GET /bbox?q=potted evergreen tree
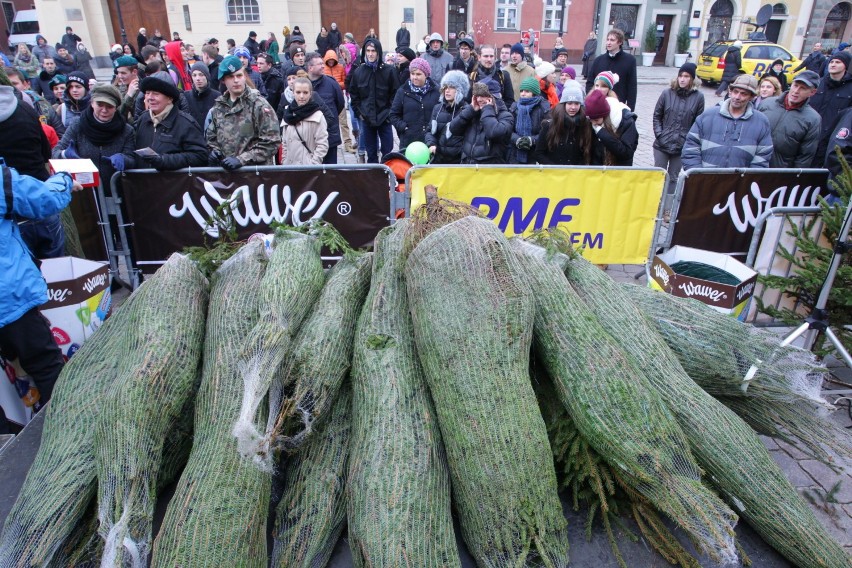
[642,22,657,66]
[674,24,690,67]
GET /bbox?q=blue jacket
[681,99,773,170]
[0,167,73,328]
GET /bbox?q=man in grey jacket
[423,33,454,85]
[759,70,822,168]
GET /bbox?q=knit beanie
[66,72,89,91]
[519,76,541,95]
[234,46,251,60]
[345,32,355,42]
[289,44,306,59]
[535,61,556,79]
[409,57,431,77]
[830,50,852,71]
[584,89,610,119]
[562,66,576,79]
[510,43,525,56]
[396,46,416,62]
[560,80,585,104]
[594,70,618,89]
[679,62,697,79]
[190,61,211,83]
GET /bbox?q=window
[227,0,259,24]
[772,3,787,15]
[496,0,518,31]
[609,4,639,39]
[543,0,563,32]
[2,2,14,35]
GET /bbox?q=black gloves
[221,156,243,171]
[516,136,533,150]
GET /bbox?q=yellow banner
[409,166,666,264]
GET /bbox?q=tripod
[778,197,852,368]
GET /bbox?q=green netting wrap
[272,253,373,452]
[347,220,459,567]
[511,240,737,563]
[405,216,568,567]
[622,283,852,469]
[0,259,177,567]
[233,230,326,471]
[271,382,351,567]
[566,256,852,568]
[151,241,270,567]
[622,282,826,404]
[94,254,209,567]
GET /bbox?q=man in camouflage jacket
[206,55,280,168]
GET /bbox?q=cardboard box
[0,257,111,427]
[648,246,758,320]
[49,158,100,188]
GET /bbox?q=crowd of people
[2,22,852,430]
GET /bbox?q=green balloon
[405,141,431,165]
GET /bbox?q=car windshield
[11,21,39,34]
[702,43,729,57]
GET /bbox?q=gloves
[143,154,165,170]
[221,156,243,171]
[107,153,125,172]
[515,136,532,150]
[63,142,80,159]
[210,149,225,166]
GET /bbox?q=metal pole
[114,0,128,45]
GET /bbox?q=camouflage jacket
[206,87,280,165]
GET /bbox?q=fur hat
[90,84,121,107]
[584,89,610,119]
[594,70,618,89]
[510,43,525,57]
[140,71,180,101]
[535,61,556,79]
[409,57,431,77]
[440,70,470,104]
[519,76,541,95]
[560,80,585,104]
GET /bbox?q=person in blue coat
[0,163,80,431]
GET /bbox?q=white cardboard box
[49,158,100,188]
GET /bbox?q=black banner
[670,170,829,256]
[120,168,392,270]
[68,188,107,261]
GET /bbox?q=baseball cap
[792,70,820,88]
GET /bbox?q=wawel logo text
[82,273,107,294]
[47,288,71,303]
[677,282,727,302]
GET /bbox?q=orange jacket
[323,49,346,90]
[540,78,559,108]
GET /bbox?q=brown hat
[471,81,491,98]
[729,74,759,95]
[289,44,306,58]
[90,84,121,107]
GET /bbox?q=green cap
[113,55,138,69]
[520,76,540,96]
[218,55,243,80]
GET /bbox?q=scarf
[515,97,538,162]
[282,97,320,125]
[79,105,126,146]
[783,93,807,111]
[151,103,174,127]
[364,59,378,69]
[408,79,432,96]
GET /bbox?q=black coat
[468,65,515,106]
[54,54,77,76]
[316,34,331,55]
[133,91,191,123]
[261,67,286,115]
[327,29,342,50]
[0,95,51,180]
[348,41,400,128]
[131,108,207,170]
[763,60,788,92]
[244,38,261,57]
[721,46,743,83]
[652,84,705,155]
[585,49,638,110]
[449,100,515,164]
[824,106,852,188]
[591,109,639,166]
[809,71,852,166]
[507,96,550,164]
[533,116,589,165]
[452,55,477,75]
[310,75,344,147]
[795,50,826,74]
[425,99,468,163]
[35,70,61,104]
[390,79,441,148]
[396,27,411,48]
[183,86,219,130]
[137,33,148,54]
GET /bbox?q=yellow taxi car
[696,40,800,85]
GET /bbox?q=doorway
[765,19,782,43]
[321,0,379,47]
[107,0,170,47]
[654,15,673,65]
[447,0,468,52]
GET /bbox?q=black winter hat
[140,71,181,101]
[830,50,852,71]
[396,46,416,62]
[679,62,697,79]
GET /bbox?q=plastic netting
[272,253,373,452]
[566,256,852,568]
[0,255,189,567]
[271,381,351,567]
[512,240,737,563]
[623,283,852,470]
[94,254,208,567]
[233,230,326,471]
[150,241,270,567]
[347,221,459,567]
[405,216,569,567]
